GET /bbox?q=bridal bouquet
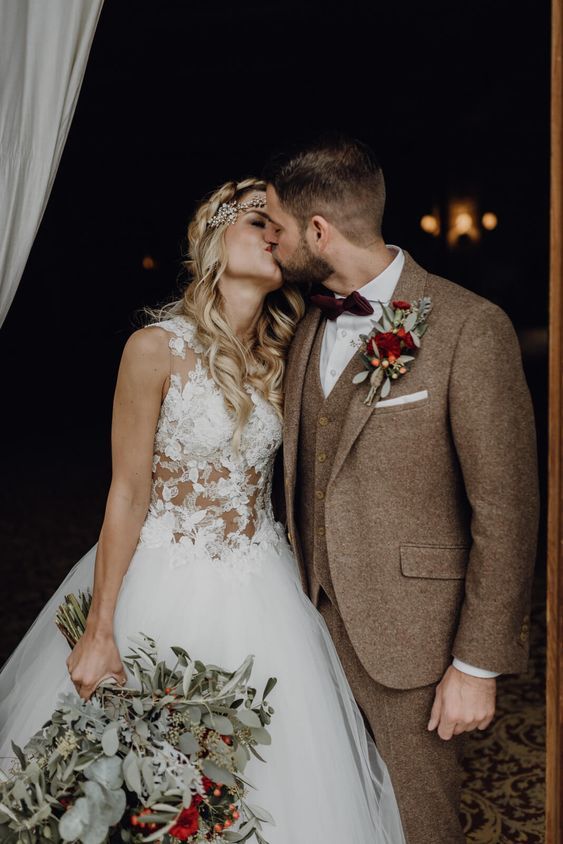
[0,590,277,844]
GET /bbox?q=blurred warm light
[419,201,497,247]
[454,212,473,234]
[447,199,480,246]
[482,212,498,230]
[142,255,156,270]
[420,214,440,235]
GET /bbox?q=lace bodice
[136,315,286,573]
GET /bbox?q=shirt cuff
[452,658,500,678]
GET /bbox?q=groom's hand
[427,665,496,740]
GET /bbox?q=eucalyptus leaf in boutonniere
[352,297,433,406]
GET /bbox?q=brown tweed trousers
[280,250,540,843]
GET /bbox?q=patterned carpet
[0,450,546,843]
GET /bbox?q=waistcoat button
[316,490,325,500]
[318,452,327,463]
[319,416,329,426]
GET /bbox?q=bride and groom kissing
[0,132,539,844]
[263,134,539,842]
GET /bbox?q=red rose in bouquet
[201,775,214,793]
[392,299,411,309]
[169,802,200,840]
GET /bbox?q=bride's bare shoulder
[118,323,171,384]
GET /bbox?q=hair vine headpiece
[207,194,267,229]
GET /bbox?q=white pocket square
[375,388,429,408]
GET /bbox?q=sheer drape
[0,0,105,327]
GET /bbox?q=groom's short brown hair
[263,133,386,247]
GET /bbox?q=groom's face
[265,185,334,287]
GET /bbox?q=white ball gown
[0,314,405,843]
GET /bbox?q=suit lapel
[283,305,323,494]
[327,250,429,490]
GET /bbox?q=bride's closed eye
[251,219,266,228]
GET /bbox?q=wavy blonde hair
[142,177,306,448]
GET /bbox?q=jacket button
[318,452,327,463]
[316,490,325,500]
[318,526,326,536]
[319,416,329,426]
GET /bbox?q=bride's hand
[65,629,128,701]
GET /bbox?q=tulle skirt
[0,533,405,843]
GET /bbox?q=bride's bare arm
[65,326,169,697]
[86,326,169,634]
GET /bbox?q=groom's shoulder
[424,266,512,328]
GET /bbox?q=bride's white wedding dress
[0,314,405,842]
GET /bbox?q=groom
[263,135,540,843]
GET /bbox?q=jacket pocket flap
[400,544,469,579]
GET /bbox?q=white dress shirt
[318,244,499,680]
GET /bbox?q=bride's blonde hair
[142,177,306,447]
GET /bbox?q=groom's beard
[274,235,334,287]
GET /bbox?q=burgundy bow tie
[309,288,374,320]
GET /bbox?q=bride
[0,177,405,842]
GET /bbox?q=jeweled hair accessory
[207,194,267,228]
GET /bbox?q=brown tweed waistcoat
[297,311,362,609]
[283,250,540,689]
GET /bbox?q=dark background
[0,0,550,661]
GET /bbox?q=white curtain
[0,0,105,328]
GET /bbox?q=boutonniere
[352,297,433,406]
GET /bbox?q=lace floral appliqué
[135,315,286,577]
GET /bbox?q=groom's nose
[265,220,279,245]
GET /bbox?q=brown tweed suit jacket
[281,250,540,689]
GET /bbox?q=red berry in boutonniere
[352,296,433,406]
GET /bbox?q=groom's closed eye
[262,214,282,234]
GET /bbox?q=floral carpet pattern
[461,582,546,843]
[0,453,547,843]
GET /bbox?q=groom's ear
[309,215,331,252]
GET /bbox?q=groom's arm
[447,300,540,671]
[428,299,539,740]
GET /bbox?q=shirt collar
[334,245,404,302]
